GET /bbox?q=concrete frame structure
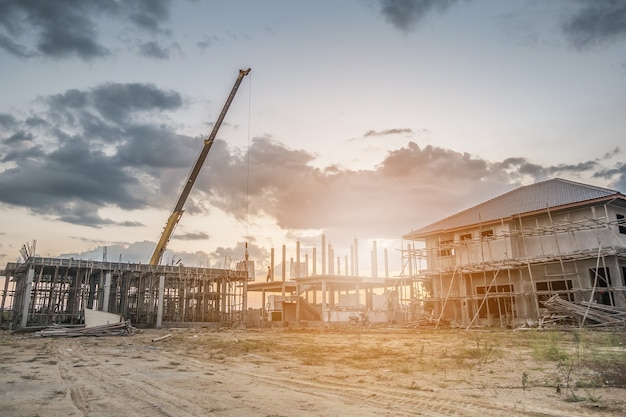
[403,179,626,328]
[247,235,415,326]
[248,275,410,326]
[1,256,248,329]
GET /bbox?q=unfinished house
[403,178,626,327]
[1,256,249,330]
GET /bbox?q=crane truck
[149,68,251,265]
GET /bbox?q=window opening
[617,214,626,234]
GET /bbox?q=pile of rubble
[542,295,626,328]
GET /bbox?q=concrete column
[20,266,35,329]
[156,275,165,329]
[102,272,112,312]
[312,247,317,275]
[305,253,309,277]
[321,234,326,275]
[328,244,334,275]
[270,247,275,281]
[296,283,300,324]
[261,289,266,325]
[296,241,301,278]
[321,279,327,325]
[350,245,354,276]
[282,244,286,326]
[372,240,378,279]
[384,248,389,278]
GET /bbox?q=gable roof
[404,178,623,239]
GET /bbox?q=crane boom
[149,68,251,265]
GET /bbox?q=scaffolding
[0,256,249,329]
[402,206,626,328]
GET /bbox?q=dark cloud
[0,33,36,58]
[138,41,170,59]
[173,231,210,241]
[0,82,191,226]
[594,163,626,192]
[2,130,33,145]
[0,113,17,130]
[364,128,414,137]
[377,0,462,32]
[127,0,171,34]
[91,83,182,123]
[0,0,174,60]
[563,0,626,49]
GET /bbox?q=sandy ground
[1,326,625,417]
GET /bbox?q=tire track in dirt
[53,339,213,417]
[227,363,598,417]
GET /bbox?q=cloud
[138,41,171,59]
[562,0,626,49]
[0,113,17,130]
[0,33,36,58]
[376,0,462,32]
[364,128,414,137]
[174,231,210,241]
[196,139,625,242]
[59,239,269,271]
[0,0,174,60]
[2,82,625,247]
[0,82,190,226]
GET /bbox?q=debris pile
[38,320,134,337]
[543,295,626,328]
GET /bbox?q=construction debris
[37,320,134,337]
[542,295,626,328]
[151,333,172,342]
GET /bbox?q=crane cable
[244,71,252,261]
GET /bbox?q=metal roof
[404,178,623,239]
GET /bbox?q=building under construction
[402,178,626,328]
[1,257,249,329]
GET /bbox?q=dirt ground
[1,325,625,417]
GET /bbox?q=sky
[1,0,625,280]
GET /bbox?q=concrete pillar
[270,247,275,281]
[384,248,389,278]
[102,272,112,312]
[350,245,354,276]
[20,266,35,328]
[321,234,326,275]
[305,253,309,277]
[372,240,378,279]
[296,241,301,278]
[296,283,300,323]
[156,275,165,329]
[328,244,334,275]
[282,244,286,326]
[312,247,317,275]
[321,279,327,325]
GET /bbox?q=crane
[149,68,251,265]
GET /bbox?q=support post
[156,275,165,329]
[102,272,112,312]
[20,266,35,329]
